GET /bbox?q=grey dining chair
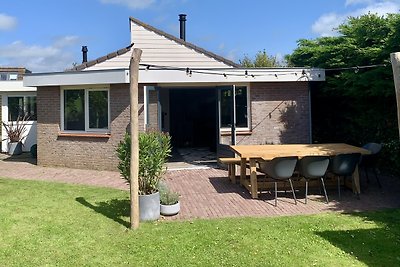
[330,153,362,199]
[259,156,298,206]
[298,156,330,204]
[360,143,382,188]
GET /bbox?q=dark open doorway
[168,88,217,151]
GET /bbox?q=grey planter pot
[160,201,180,216]
[8,142,22,155]
[139,191,160,221]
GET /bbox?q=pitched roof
[70,16,239,71]
[70,44,134,71]
[128,17,239,68]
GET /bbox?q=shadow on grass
[315,209,400,266]
[76,197,130,228]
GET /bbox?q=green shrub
[381,139,400,176]
[116,131,171,195]
[159,182,180,205]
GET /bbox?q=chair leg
[337,176,341,199]
[305,180,308,204]
[274,181,278,207]
[320,177,329,204]
[365,167,370,184]
[373,168,382,188]
[288,178,297,205]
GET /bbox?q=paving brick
[0,157,399,221]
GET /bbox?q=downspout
[231,85,236,145]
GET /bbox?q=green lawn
[0,178,399,266]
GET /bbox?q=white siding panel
[84,20,233,71]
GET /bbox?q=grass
[0,178,399,266]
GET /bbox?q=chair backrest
[330,153,361,176]
[362,143,382,155]
[260,156,298,179]
[299,156,330,179]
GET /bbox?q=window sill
[221,130,252,136]
[58,132,111,138]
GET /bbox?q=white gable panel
[85,20,233,71]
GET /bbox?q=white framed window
[0,73,18,81]
[8,96,37,121]
[219,85,250,131]
[9,73,18,80]
[61,86,110,133]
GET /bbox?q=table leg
[240,158,246,185]
[352,165,361,197]
[249,158,258,199]
[229,164,236,184]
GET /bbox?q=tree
[240,50,283,67]
[286,13,400,174]
[287,13,399,141]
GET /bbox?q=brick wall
[37,81,307,170]
[220,82,310,145]
[147,89,159,130]
[37,84,152,171]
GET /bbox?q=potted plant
[117,131,171,221]
[2,115,29,155]
[159,182,180,216]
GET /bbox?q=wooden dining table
[230,143,371,199]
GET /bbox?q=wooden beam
[390,52,400,139]
[130,48,142,230]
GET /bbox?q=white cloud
[225,49,238,63]
[312,0,400,36]
[0,36,81,72]
[0,13,17,31]
[312,13,344,37]
[99,0,155,9]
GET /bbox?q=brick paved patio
[1,153,399,220]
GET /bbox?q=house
[24,15,325,171]
[0,67,37,153]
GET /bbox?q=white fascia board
[138,68,325,83]
[23,68,325,87]
[23,69,130,87]
[0,81,36,92]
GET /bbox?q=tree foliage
[240,50,283,67]
[287,13,400,174]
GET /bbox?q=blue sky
[0,0,399,72]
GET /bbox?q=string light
[137,62,387,79]
[324,63,387,72]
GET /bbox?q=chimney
[81,46,88,63]
[179,14,186,41]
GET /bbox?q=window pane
[89,90,108,129]
[220,87,248,128]
[8,96,37,121]
[9,74,18,80]
[64,90,84,130]
[220,88,232,127]
[235,87,248,128]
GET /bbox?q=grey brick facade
[37,82,310,171]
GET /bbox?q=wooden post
[130,48,142,229]
[390,52,400,139]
